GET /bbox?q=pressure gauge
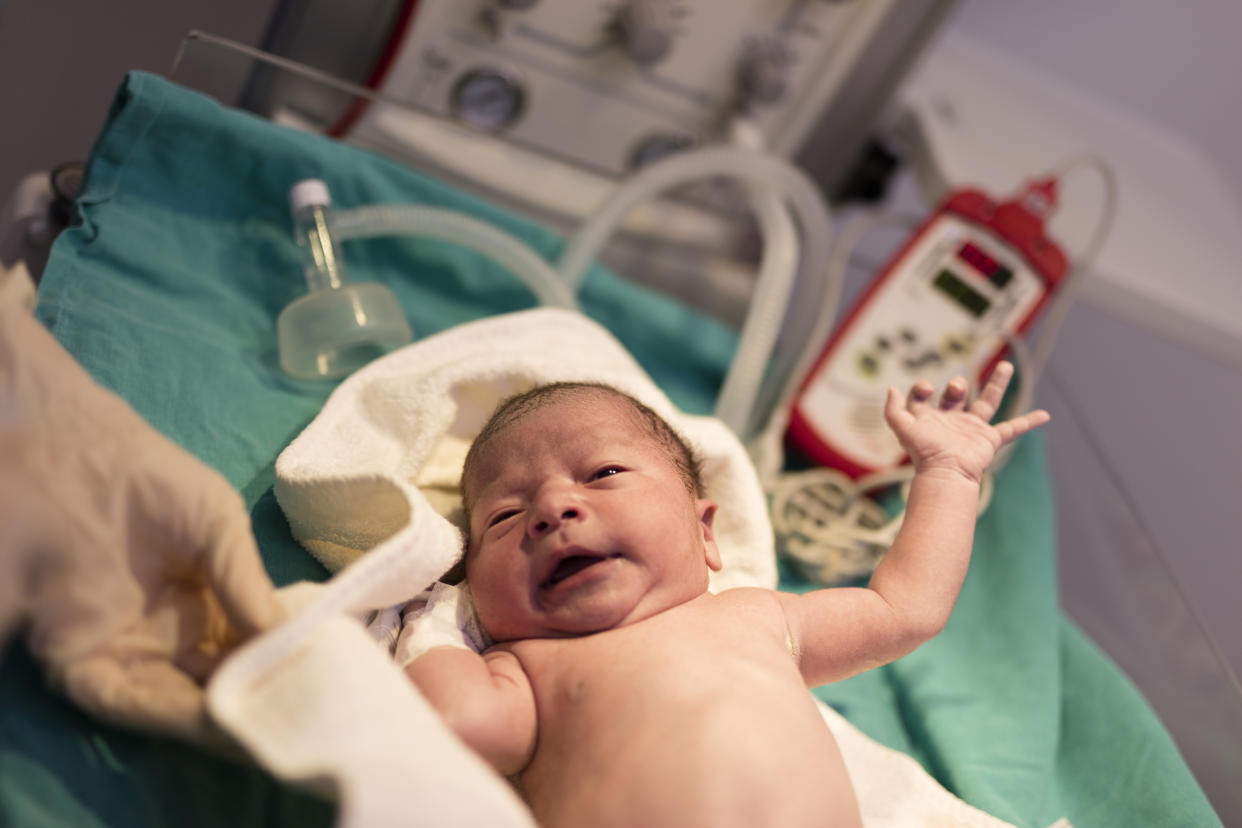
[451,68,526,130]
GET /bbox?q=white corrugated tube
[557,147,839,445]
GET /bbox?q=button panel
[797,213,1047,470]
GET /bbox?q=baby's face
[463,394,721,642]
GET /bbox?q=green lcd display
[933,269,990,317]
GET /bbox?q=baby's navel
[566,678,588,704]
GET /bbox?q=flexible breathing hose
[329,203,579,310]
[326,148,833,447]
[721,119,803,443]
[557,147,839,443]
[716,184,800,438]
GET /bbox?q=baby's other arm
[780,362,1049,686]
[404,646,537,775]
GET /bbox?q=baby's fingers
[906,379,935,413]
[969,361,1015,422]
[884,386,915,430]
[939,377,969,411]
[993,408,1051,445]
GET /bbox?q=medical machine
[787,176,1067,476]
[222,0,957,222]
[769,155,1114,589]
[166,0,957,443]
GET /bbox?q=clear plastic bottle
[277,180,413,380]
[292,179,348,292]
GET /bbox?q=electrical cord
[1028,154,1119,381]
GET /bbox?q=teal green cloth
[4,71,1218,827]
[801,436,1215,826]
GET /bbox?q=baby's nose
[530,506,580,537]
[528,485,583,537]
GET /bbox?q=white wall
[928,1,1242,818]
[938,0,1242,693]
[947,0,1242,205]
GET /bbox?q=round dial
[451,69,526,130]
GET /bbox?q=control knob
[737,37,794,106]
[614,0,684,66]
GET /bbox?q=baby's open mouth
[543,553,619,587]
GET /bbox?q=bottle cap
[290,179,332,211]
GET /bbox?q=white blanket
[206,308,1047,827]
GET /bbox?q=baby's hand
[883,361,1050,484]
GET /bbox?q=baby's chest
[523,608,796,718]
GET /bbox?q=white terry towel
[271,306,775,592]
[207,307,1061,828]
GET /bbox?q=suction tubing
[329,204,579,310]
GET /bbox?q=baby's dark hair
[462,382,705,507]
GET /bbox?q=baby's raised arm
[779,362,1049,687]
[404,646,537,775]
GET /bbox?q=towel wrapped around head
[274,307,778,619]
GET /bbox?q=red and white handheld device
[787,178,1068,478]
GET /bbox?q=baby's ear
[696,499,723,572]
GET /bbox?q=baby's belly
[520,653,860,827]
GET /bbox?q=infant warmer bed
[0,71,1221,827]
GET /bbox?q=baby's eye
[591,466,625,481]
[488,508,520,528]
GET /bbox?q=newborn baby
[405,367,1048,827]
